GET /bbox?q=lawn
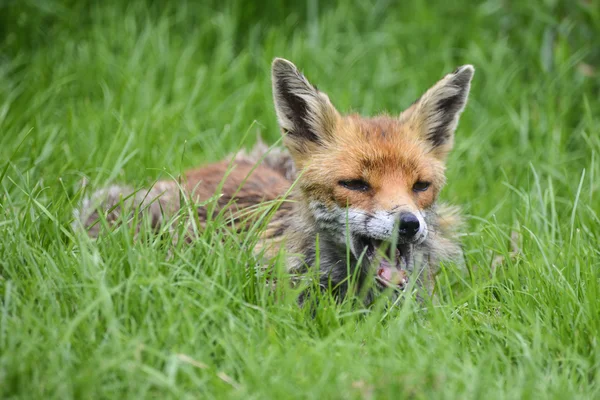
[1,1,599,398]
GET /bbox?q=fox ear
[271,58,339,150]
[403,65,474,157]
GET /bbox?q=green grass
[1,0,600,398]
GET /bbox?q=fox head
[271,58,473,289]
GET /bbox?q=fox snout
[399,212,421,239]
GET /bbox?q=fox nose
[399,213,420,238]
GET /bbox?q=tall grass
[1,0,599,398]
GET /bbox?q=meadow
[1,1,599,398]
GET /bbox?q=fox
[76,58,474,304]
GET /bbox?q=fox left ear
[402,65,474,158]
[271,58,339,154]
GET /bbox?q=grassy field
[1,0,600,398]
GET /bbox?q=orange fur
[77,58,474,304]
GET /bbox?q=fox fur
[76,58,474,304]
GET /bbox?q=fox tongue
[377,258,407,286]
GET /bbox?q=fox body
[78,59,474,303]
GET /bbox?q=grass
[1,0,600,398]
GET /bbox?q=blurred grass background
[1,0,599,398]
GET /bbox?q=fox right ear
[402,65,474,159]
[271,58,339,150]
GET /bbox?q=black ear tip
[453,64,475,79]
[454,64,474,72]
[272,58,298,75]
[450,65,474,88]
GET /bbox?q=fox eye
[413,181,431,192]
[339,179,371,192]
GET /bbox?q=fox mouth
[355,236,411,290]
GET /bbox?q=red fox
[77,58,474,304]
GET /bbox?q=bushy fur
[75,58,474,305]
